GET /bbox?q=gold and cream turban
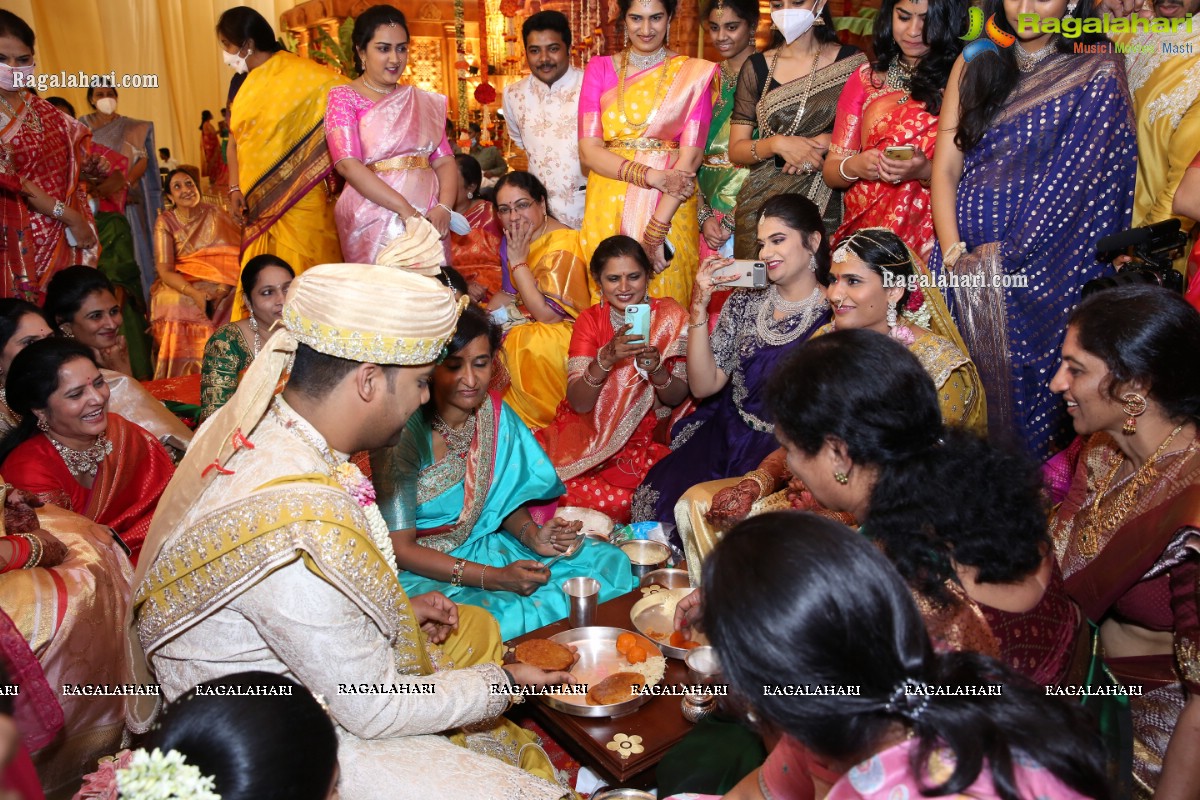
[131,264,467,630]
[282,262,464,364]
[376,216,446,277]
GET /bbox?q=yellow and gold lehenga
[578,53,718,306]
[498,228,592,430]
[229,52,347,318]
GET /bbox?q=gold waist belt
[606,138,679,152]
[703,154,734,168]
[370,155,431,172]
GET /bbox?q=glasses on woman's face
[496,199,536,216]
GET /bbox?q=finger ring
[802,161,813,174]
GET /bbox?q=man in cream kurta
[128,263,572,800]
[503,11,588,229]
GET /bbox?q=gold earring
[834,471,849,485]
[1121,392,1147,435]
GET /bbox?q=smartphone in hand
[712,260,768,289]
[624,303,651,343]
[883,145,915,161]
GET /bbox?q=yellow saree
[579,54,717,306]
[230,52,348,319]
[501,228,591,430]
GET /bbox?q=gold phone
[884,145,916,161]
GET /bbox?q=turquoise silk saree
[372,392,635,640]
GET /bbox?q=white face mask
[95,97,117,115]
[0,62,35,93]
[771,4,824,44]
[222,48,250,74]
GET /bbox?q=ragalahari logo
[962,7,1016,61]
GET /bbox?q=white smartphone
[712,260,767,289]
[883,145,916,161]
[624,303,651,343]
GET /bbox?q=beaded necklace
[756,45,823,138]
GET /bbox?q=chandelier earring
[625,27,631,48]
[808,254,818,272]
[886,301,898,328]
[1066,1,1077,12]
[1121,392,1147,435]
[36,415,50,433]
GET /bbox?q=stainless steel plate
[630,588,709,659]
[538,626,664,718]
[638,568,692,590]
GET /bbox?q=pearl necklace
[362,75,397,95]
[47,432,112,478]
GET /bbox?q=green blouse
[199,322,253,422]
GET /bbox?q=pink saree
[326,85,455,263]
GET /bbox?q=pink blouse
[325,84,454,165]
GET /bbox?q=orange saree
[449,200,503,298]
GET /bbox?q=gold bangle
[688,316,709,329]
[743,469,775,498]
[581,367,606,387]
[651,370,673,389]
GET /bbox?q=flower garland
[77,748,222,800]
[454,0,469,132]
[901,285,932,329]
[332,462,397,567]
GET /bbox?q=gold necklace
[757,45,823,139]
[1076,425,1190,557]
[0,92,40,134]
[617,49,675,130]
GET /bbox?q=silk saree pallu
[830,63,938,260]
[1,95,97,299]
[327,85,452,264]
[449,201,503,298]
[374,393,635,640]
[150,204,242,379]
[1,505,133,794]
[498,228,591,430]
[579,55,718,306]
[732,50,865,259]
[931,53,1135,459]
[198,323,254,423]
[697,66,749,260]
[232,52,348,316]
[1052,434,1200,797]
[537,297,688,523]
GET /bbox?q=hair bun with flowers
[75,747,221,800]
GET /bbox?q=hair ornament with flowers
[76,748,221,800]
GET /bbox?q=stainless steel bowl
[591,790,656,800]
[629,588,710,659]
[620,540,671,580]
[538,626,663,718]
[638,568,692,590]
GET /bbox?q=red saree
[0,414,175,563]
[200,123,228,189]
[535,297,688,523]
[0,95,99,301]
[1050,432,1200,795]
[449,200,503,298]
[830,64,938,260]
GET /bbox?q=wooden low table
[508,589,696,789]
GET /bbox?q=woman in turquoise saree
[372,305,636,640]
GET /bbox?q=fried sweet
[513,639,574,671]
[587,672,646,705]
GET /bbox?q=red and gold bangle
[0,535,30,573]
[645,217,671,241]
